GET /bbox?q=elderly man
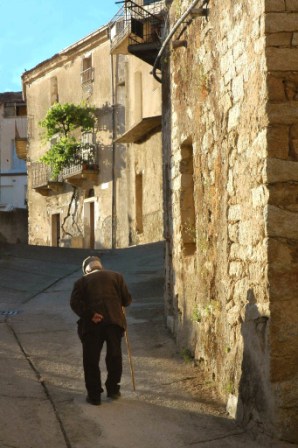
[70,256,132,405]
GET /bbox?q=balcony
[81,67,94,85]
[62,143,99,188]
[115,115,161,143]
[110,0,164,67]
[31,163,63,196]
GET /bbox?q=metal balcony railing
[31,163,62,189]
[32,142,98,188]
[81,67,94,85]
[110,0,164,52]
[62,143,99,179]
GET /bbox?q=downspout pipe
[152,0,204,83]
[110,36,117,249]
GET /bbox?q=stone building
[161,0,298,443]
[0,92,28,243]
[110,0,164,246]
[22,21,163,248]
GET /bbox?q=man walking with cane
[70,256,132,405]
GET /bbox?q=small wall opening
[50,76,59,105]
[136,173,143,234]
[134,71,143,123]
[180,139,196,256]
[84,200,96,249]
[51,213,61,247]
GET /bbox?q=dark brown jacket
[70,269,132,332]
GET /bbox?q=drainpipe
[110,41,117,249]
[152,0,206,83]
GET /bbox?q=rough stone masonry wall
[167,0,280,438]
[264,0,298,442]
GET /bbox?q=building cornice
[22,25,109,89]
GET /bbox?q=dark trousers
[82,324,123,400]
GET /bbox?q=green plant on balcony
[39,102,96,178]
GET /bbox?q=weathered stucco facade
[116,55,163,246]
[22,24,163,249]
[0,92,28,243]
[163,0,298,442]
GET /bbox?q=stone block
[269,183,298,207]
[232,75,244,102]
[266,32,292,46]
[286,0,298,10]
[252,185,269,208]
[254,36,266,55]
[265,13,298,33]
[270,299,298,381]
[293,32,298,45]
[227,169,234,195]
[228,104,240,131]
[230,242,254,261]
[228,204,242,221]
[265,0,286,11]
[271,299,298,329]
[268,237,297,272]
[290,138,298,157]
[271,351,298,382]
[267,125,289,159]
[229,261,243,277]
[267,102,298,124]
[265,158,298,182]
[228,223,239,242]
[249,262,266,282]
[219,92,232,114]
[232,41,244,61]
[276,406,298,444]
[238,220,261,246]
[227,303,242,326]
[267,76,287,102]
[290,122,298,137]
[266,48,298,70]
[265,204,298,239]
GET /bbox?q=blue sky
[0,0,119,92]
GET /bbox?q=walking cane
[123,307,136,391]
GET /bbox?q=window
[50,76,59,104]
[51,214,61,247]
[16,104,27,116]
[4,102,26,118]
[81,55,94,85]
[4,103,16,118]
[180,140,196,256]
[134,71,143,123]
[135,173,143,234]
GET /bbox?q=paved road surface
[0,242,294,448]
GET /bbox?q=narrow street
[0,242,293,448]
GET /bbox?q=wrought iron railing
[81,67,94,85]
[109,0,164,51]
[31,162,62,189]
[32,143,98,187]
[62,143,99,178]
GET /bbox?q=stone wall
[164,0,297,442]
[265,0,298,441]
[0,209,28,244]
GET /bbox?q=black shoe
[86,395,101,406]
[107,391,121,400]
